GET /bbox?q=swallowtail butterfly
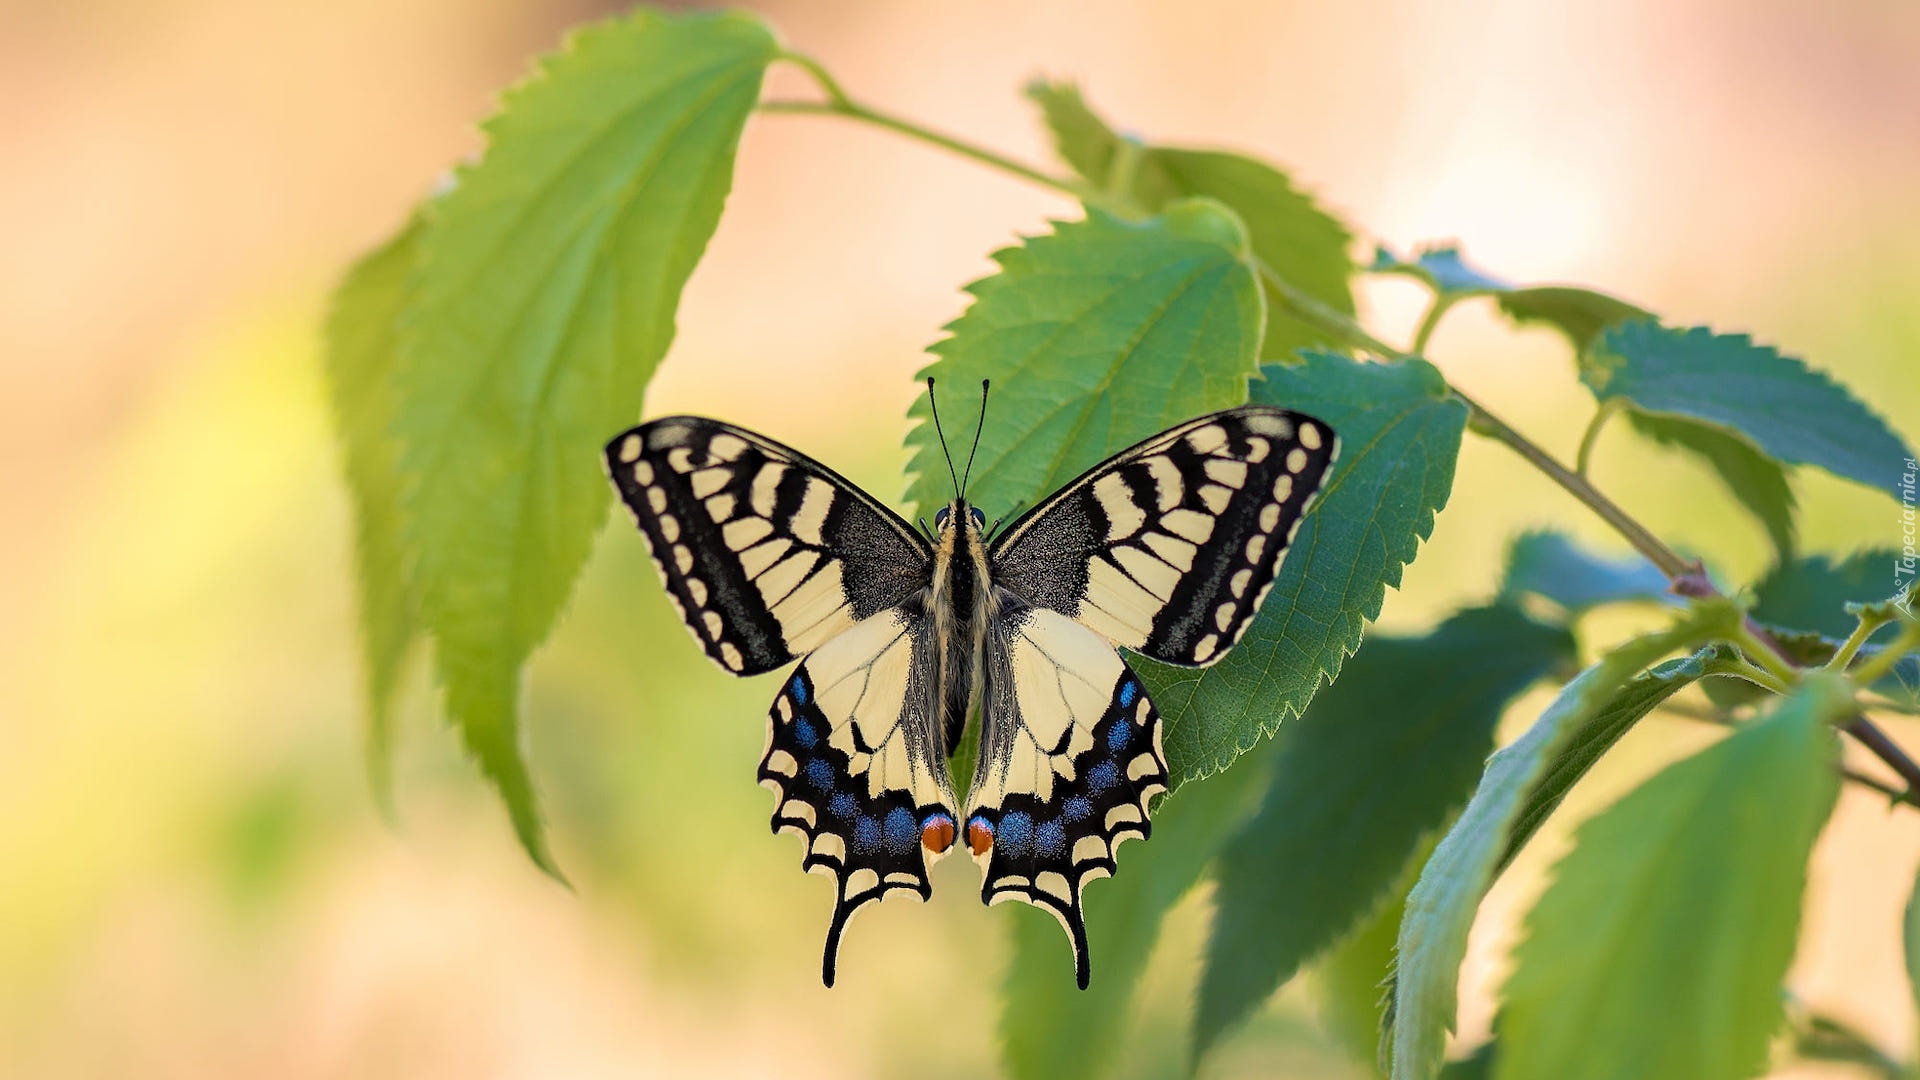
[604,383,1337,987]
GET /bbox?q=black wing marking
[605,418,933,675]
[966,604,1169,988]
[758,602,959,986]
[989,406,1337,667]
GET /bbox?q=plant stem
[1842,717,1920,802]
[1408,294,1456,355]
[1575,399,1623,477]
[1852,623,1920,686]
[761,62,1920,805]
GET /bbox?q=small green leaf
[998,740,1274,1080]
[1370,244,1511,296]
[1193,607,1574,1063]
[905,202,1263,518]
[394,8,778,874]
[1584,322,1913,497]
[1495,677,1846,1080]
[1628,411,1797,561]
[1753,548,1905,639]
[1499,530,1671,616]
[1387,602,1739,1080]
[1494,286,1650,353]
[1025,80,1356,362]
[323,219,422,815]
[1143,352,1470,785]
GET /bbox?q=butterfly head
[932,501,989,535]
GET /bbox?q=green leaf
[1193,607,1574,1063]
[1386,602,1740,1080]
[1370,244,1511,296]
[998,740,1274,1080]
[1628,411,1797,561]
[1499,530,1671,616]
[1495,677,1846,1080]
[1437,1043,1498,1080]
[1494,286,1650,353]
[323,219,422,815]
[1905,861,1920,1034]
[1143,352,1470,785]
[1496,647,1726,872]
[1025,80,1356,362]
[1753,548,1906,639]
[1584,322,1914,496]
[393,8,778,874]
[905,202,1263,518]
[1315,833,1441,1075]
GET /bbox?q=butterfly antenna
[926,377,961,496]
[960,379,990,495]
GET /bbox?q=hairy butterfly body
[604,398,1337,987]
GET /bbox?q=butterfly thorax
[928,498,995,761]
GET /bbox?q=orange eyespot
[921,816,955,854]
[966,818,995,856]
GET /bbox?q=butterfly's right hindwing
[605,418,933,675]
[760,603,958,986]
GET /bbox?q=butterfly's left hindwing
[760,604,958,986]
[967,606,1169,988]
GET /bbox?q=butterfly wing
[605,418,933,675]
[988,406,1337,667]
[760,603,958,986]
[966,605,1168,988]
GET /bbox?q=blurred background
[4,0,1918,1075]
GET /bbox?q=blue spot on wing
[1106,719,1132,753]
[1087,761,1120,794]
[805,758,836,791]
[1118,679,1138,708]
[828,792,857,821]
[999,811,1034,858]
[1062,796,1093,823]
[854,815,882,852]
[792,714,819,750]
[884,807,918,853]
[790,674,809,705]
[1036,819,1067,859]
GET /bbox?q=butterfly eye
[933,507,950,529]
[970,507,987,529]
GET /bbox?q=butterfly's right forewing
[605,418,933,675]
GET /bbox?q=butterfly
[603,381,1337,988]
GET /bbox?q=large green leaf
[1495,286,1650,353]
[323,219,421,814]
[1498,530,1670,616]
[393,9,777,873]
[1906,861,1920,1036]
[1585,322,1912,496]
[1025,80,1355,362]
[998,740,1274,1080]
[1628,411,1797,561]
[905,202,1263,518]
[1495,677,1845,1080]
[1142,352,1469,784]
[1386,603,1739,1080]
[1193,607,1574,1063]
